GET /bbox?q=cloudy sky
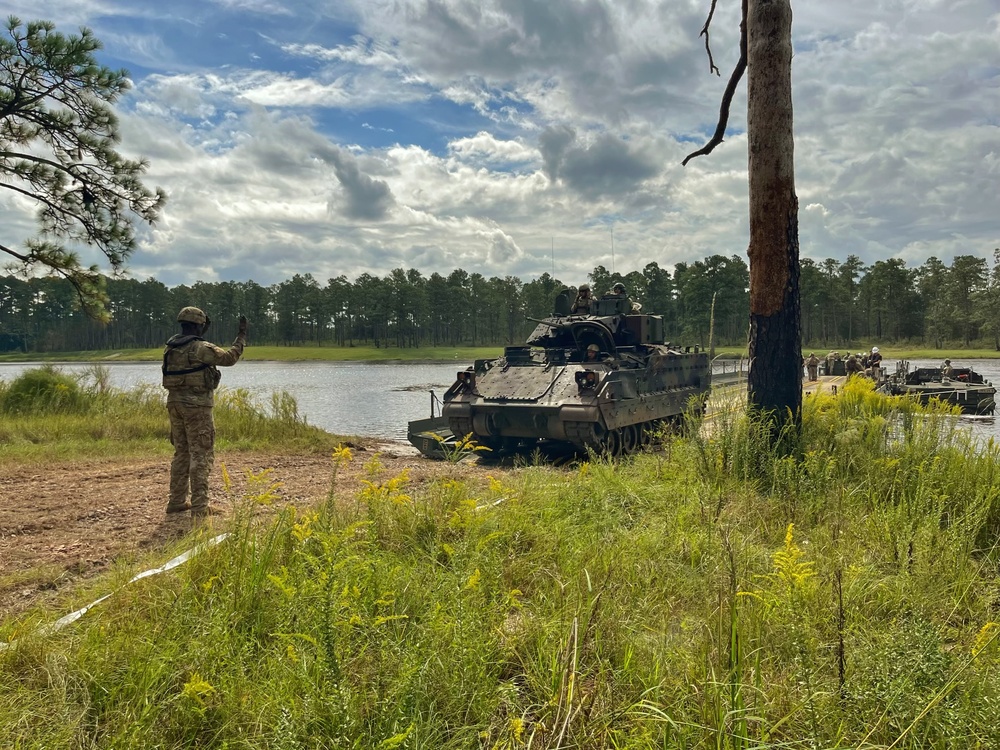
[3,0,998,288]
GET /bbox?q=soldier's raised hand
[238,315,249,337]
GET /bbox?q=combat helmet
[612,282,626,294]
[177,306,208,324]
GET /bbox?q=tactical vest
[162,336,222,391]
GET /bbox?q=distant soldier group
[571,282,640,315]
[805,346,884,381]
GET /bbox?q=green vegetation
[0,365,342,465]
[7,252,1000,358]
[3,379,999,747]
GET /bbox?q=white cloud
[210,0,292,15]
[448,132,537,164]
[0,0,996,290]
[282,38,401,70]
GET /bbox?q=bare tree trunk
[708,291,717,361]
[746,0,801,428]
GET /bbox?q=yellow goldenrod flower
[973,622,999,657]
[465,568,482,590]
[510,716,525,741]
[181,673,215,705]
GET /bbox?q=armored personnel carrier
[419,287,710,457]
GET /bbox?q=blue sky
[3,0,998,288]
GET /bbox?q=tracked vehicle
[417,287,710,457]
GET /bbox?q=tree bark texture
[746,0,802,424]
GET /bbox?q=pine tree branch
[0,241,31,263]
[682,0,748,166]
[0,180,95,229]
[0,17,161,320]
[699,0,722,76]
[0,149,89,176]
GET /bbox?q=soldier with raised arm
[162,307,248,518]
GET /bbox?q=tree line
[1,252,997,353]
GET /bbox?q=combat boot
[166,501,191,514]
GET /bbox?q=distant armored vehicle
[412,287,710,457]
[877,361,996,415]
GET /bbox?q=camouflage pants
[168,403,215,509]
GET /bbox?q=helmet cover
[177,306,208,324]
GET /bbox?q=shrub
[0,365,86,414]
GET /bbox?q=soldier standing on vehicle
[162,307,248,518]
[869,346,883,379]
[805,352,820,381]
[942,359,954,378]
[570,284,593,314]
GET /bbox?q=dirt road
[0,440,490,621]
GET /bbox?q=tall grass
[0,365,342,463]
[2,380,999,747]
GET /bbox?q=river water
[1,358,997,442]
[0,361,459,441]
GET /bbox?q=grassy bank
[3,344,999,364]
[2,379,999,748]
[0,365,344,465]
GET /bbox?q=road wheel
[602,428,622,457]
[636,422,653,448]
[621,424,638,454]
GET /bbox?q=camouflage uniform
[869,348,883,378]
[845,355,863,378]
[805,353,820,381]
[163,333,245,513]
[571,287,592,314]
